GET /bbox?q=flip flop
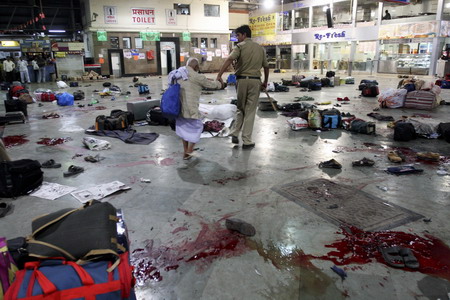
[41,159,62,168]
[63,165,84,177]
[352,157,375,167]
[379,246,405,268]
[386,166,423,175]
[399,248,419,269]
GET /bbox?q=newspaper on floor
[31,182,78,201]
[71,181,130,203]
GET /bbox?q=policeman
[217,25,269,149]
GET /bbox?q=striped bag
[404,90,438,110]
[0,237,18,298]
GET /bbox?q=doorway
[156,37,181,75]
[108,50,124,78]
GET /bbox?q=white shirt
[18,60,29,72]
[3,60,15,72]
[32,60,39,70]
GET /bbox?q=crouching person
[175,58,224,160]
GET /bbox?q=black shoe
[242,143,255,149]
[231,136,239,144]
[0,202,11,218]
[319,159,342,169]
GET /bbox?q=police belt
[236,76,260,80]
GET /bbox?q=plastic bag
[199,104,237,120]
[266,82,275,92]
[287,117,308,131]
[378,88,407,108]
[56,81,69,89]
[308,109,322,129]
[56,92,74,106]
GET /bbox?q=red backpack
[41,92,56,102]
[9,86,27,98]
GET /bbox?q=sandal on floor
[386,166,423,175]
[0,202,12,218]
[379,246,405,268]
[225,218,256,236]
[84,155,98,163]
[63,165,84,177]
[352,157,375,167]
[399,248,419,269]
[183,153,194,160]
[41,159,62,168]
[319,159,342,169]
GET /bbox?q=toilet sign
[131,8,155,25]
[166,9,177,25]
[104,6,117,24]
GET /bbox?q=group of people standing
[1,55,47,84]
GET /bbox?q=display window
[379,42,432,75]
[312,5,329,28]
[383,0,438,20]
[356,0,378,24]
[333,0,352,25]
[294,7,309,29]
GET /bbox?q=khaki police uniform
[229,38,268,145]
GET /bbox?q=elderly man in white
[18,57,31,84]
[170,58,223,160]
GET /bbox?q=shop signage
[104,6,118,24]
[1,41,19,47]
[97,31,107,42]
[131,8,155,25]
[182,32,191,41]
[249,13,276,37]
[314,31,346,41]
[21,40,51,52]
[379,21,437,40]
[166,9,177,26]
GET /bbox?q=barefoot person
[174,58,223,159]
[216,25,269,149]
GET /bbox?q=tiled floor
[1,70,450,300]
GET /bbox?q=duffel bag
[321,109,342,129]
[362,85,379,97]
[5,252,135,300]
[349,119,375,134]
[394,122,417,141]
[441,80,450,89]
[0,160,43,198]
[308,80,322,91]
[27,201,123,261]
[56,92,74,106]
[95,115,128,131]
[404,90,438,110]
[146,107,170,126]
[360,79,378,85]
[41,93,56,102]
[73,90,85,101]
[437,122,450,143]
[110,109,134,125]
[326,71,335,78]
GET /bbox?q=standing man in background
[18,57,30,84]
[216,25,269,149]
[37,56,46,83]
[3,57,15,83]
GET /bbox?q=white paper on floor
[31,182,77,201]
[71,181,131,203]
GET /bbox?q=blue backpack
[138,84,149,94]
[161,81,181,119]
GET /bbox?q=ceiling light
[264,0,274,9]
[49,30,65,33]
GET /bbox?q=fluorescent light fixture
[49,30,66,33]
[264,0,274,9]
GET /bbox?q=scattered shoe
[388,151,403,163]
[84,155,101,163]
[183,152,194,160]
[225,218,256,236]
[0,202,11,218]
[399,248,419,269]
[242,143,255,149]
[319,159,342,169]
[38,103,43,107]
[42,112,60,119]
[386,165,423,175]
[380,246,405,268]
[352,157,375,167]
[231,136,239,144]
[63,165,84,177]
[416,152,440,162]
[41,159,62,168]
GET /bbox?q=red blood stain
[177,209,194,216]
[37,137,71,146]
[159,158,176,166]
[315,226,450,281]
[131,221,249,284]
[95,106,107,110]
[171,227,188,234]
[3,135,29,148]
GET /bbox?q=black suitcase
[4,99,28,117]
[0,159,43,198]
[394,122,416,141]
[146,107,170,126]
[362,85,379,97]
[110,109,134,125]
[437,122,450,143]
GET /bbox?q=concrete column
[429,0,445,76]
[352,0,357,27]
[348,41,356,76]
[308,6,312,28]
[374,2,384,74]
[308,43,314,71]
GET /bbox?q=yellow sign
[1,41,20,47]
[55,52,66,58]
[249,13,277,37]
